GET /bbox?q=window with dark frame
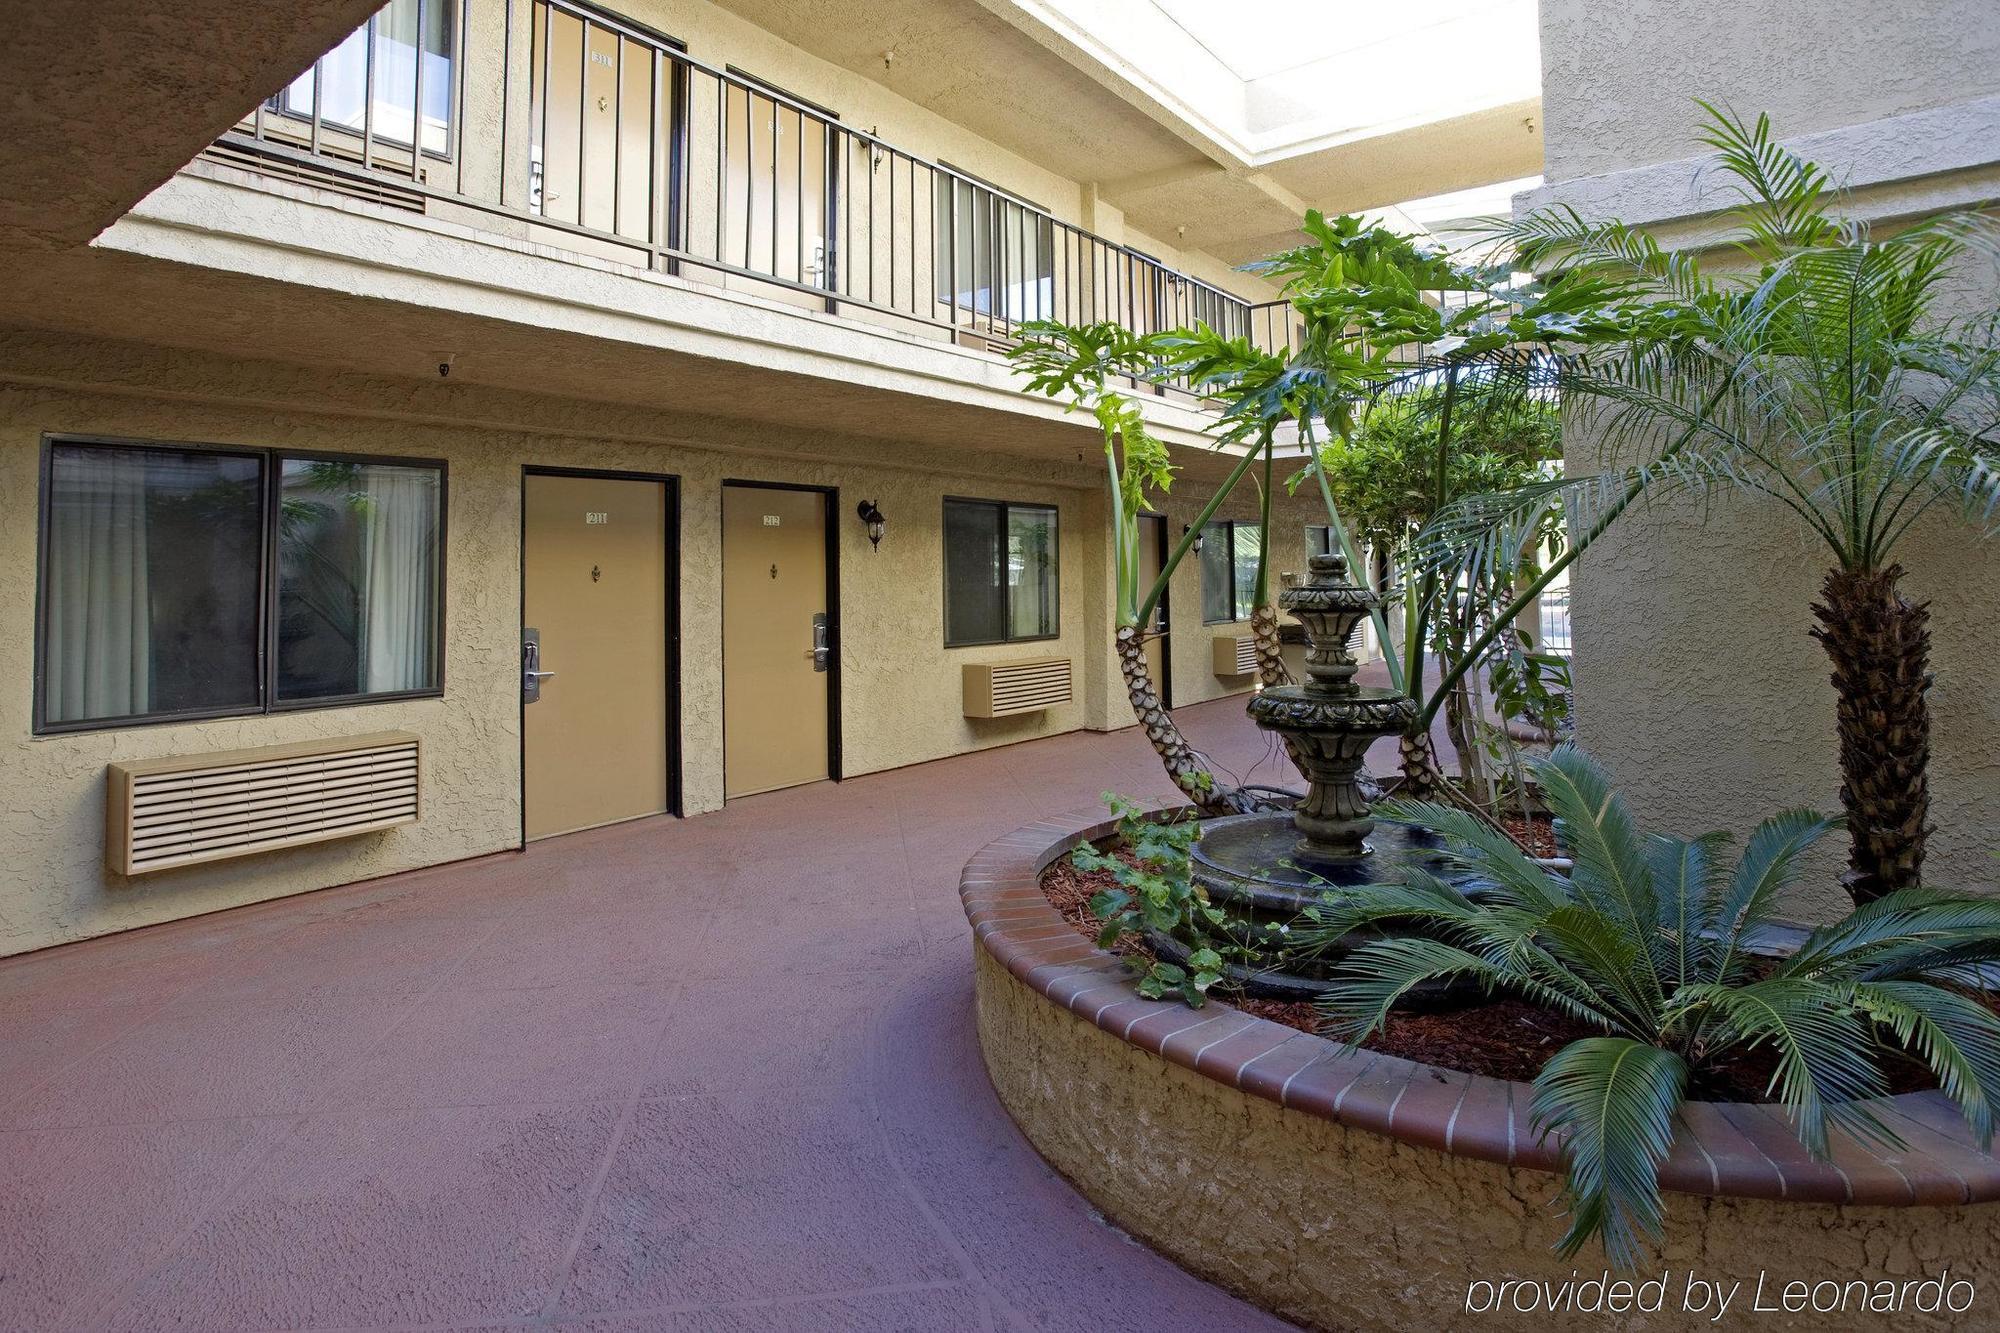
[1306,525,1390,594]
[275,0,457,157]
[1200,519,1261,624]
[943,498,1058,648]
[37,439,445,734]
[932,168,1056,324]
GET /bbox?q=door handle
[523,630,555,704]
[811,612,830,673]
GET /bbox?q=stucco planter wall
[964,810,2000,1331]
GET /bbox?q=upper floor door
[530,0,666,244]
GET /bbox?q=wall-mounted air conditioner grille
[201,142,428,213]
[106,732,420,875]
[1213,634,1258,677]
[963,656,1073,718]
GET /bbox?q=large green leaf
[1373,798,1572,914]
[1316,935,1616,1044]
[1704,810,1841,983]
[1531,748,1666,1005]
[1645,830,1733,989]
[1780,888,2000,980]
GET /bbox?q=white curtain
[46,453,151,722]
[357,467,437,693]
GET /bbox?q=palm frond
[1372,798,1572,912]
[1693,100,1842,256]
[1291,868,1486,948]
[1533,748,1666,1002]
[1704,810,1842,982]
[1850,980,2000,1148]
[1646,831,1734,988]
[1780,888,2000,980]
[1529,1038,1688,1266]
[1669,979,1896,1156]
[1317,935,1618,1042]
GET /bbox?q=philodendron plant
[1304,746,2000,1267]
[1074,795,1230,1007]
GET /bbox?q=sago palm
[1449,103,2000,902]
[1305,746,2000,1267]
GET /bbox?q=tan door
[522,473,672,840]
[724,85,828,285]
[722,485,829,798]
[532,2,658,243]
[1138,514,1171,709]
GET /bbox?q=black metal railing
[217,0,1284,379]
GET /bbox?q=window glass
[1232,523,1261,619]
[934,178,1055,323]
[281,0,455,154]
[276,459,443,702]
[1200,520,1267,622]
[1006,507,1058,639]
[1200,522,1234,623]
[1306,524,1335,556]
[945,499,1058,646]
[943,499,1004,646]
[42,445,263,726]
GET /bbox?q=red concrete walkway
[0,697,1300,1332]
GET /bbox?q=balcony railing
[215,0,1279,382]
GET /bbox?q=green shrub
[1073,795,1228,1006]
[1305,746,2000,1266]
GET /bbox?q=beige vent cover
[1213,633,1257,677]
[106,732,420,876]
[963,656,1073,718]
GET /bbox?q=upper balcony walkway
[210,0,1300,384]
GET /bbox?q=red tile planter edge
[962,805,2000,1209]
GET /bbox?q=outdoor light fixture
[1186,522,1202,555]
[857,499,886,550]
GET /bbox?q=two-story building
[0,0,1541,953]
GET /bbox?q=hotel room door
[521,470,677,840]
[721,482,834,798]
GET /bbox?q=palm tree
[1211,213,1611,801]
[1008,320,1268,813]
[1444,104,2000,902]
[1307,746,2000,1266]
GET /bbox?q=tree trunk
[1811,566,1931,904]
[1250,604,1289,689]
[1442,676,1489,809]
[1398,730,1444,798]
[1116,625,1257,815]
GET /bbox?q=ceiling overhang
[0,0,385,253]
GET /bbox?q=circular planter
[964,806,2000,1332]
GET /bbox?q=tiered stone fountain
[1165,552,1458,1001]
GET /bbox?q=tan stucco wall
[976,946,2000,1332]
[1,334,1298,953]
[1536,0,2000,185]
[1535,8,2000,918]
[1569,484,2000,922]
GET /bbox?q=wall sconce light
[1185,522,1202,555]
[857,499,886,550]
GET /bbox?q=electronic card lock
[522,628,556,704]
[810,613,830,673]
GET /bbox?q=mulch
[1034,838,1950,1103]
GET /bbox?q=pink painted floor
[0,696,1308,1332]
